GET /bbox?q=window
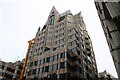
[41,59,45,64]
[76,35,79,41]
[59,74,65,79]
[36,49,37,52]
[57,40,60,44]
[59,73,70,79]
[59,33,64,37]
[37,39,39,41]
[64,61,68,68]
[66,52,70,60]
[38,68,40,74]
[54,55,58,61]
[107,27,112,39]
[60,52,65,58]
[44,47,50,51]
[37,43,39,46]
[43,59,45,63]
[49,65,53,71]
[60,62,65,68]
[66,62,71,70]
[39,60,41,65]
[79,67,82,73]
[2,65,5,69]
[71,47,77,52]
[68,42,72,46]
[53,47,56,51]
[41,47,43,50]
[68,34,75,39]
[34,61,38,66]
[17,71,20,74]
[76,43,80,47]
[19,66,22,70]
[42,25,47,30]
[45,66,49,72]
[42,67,44,73]
[60,38,65,43]
[77,50,80,55]
[68,28,74,33]
[71,56,77,62]
[78,58,81,64]
[58,16,65,22]
[95,3,102,13]
[84,58,88,63]
[4,73,13,79]
[46,57,50,62]
[69,35,72,39]
[7,67,15,73]
[32,69,36,75]
[72,65,78,72]
[57,54,60,60]
[54,41,57,44]
[49,15,54,25]
[50,56,54,62]
[102,3,112,19]
[86,43,89,45]
[0,72,2,76]
[55,35,58,38]
[30,62,33,67]
[86,48,90,51]
[39,68,42,74]
[62,33,64,36]
[85,37,88,40]
[53,64,58,71]
[42,41,44,44]
[48,37,52,40]
[38,48,40,51]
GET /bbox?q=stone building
[95,1,120,79]
[24,6,98,80]
[0,60,23,80]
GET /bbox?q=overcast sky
[0,0,118,77]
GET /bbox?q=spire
[48,6,59,17]
[51,6,57,12]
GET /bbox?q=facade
[24,7,98,80]
[95,2,120,79]
[0,60,23,80]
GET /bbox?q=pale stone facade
[24,6,98,80]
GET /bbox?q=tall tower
[95,1,120,79]
[24,6,98,79]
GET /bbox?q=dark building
[24,6,98,80]
[98,70,118,80]
[95,1,120,79]
[0,60,23,80]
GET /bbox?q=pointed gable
[42,6,60,30]
[48,6,59,17]
[46,6,60,25]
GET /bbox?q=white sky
[0,0,118,78]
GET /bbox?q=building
[24,6,98,80]
[94,1,120,79]
[0,60,23,80]
[98,70,118,80]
